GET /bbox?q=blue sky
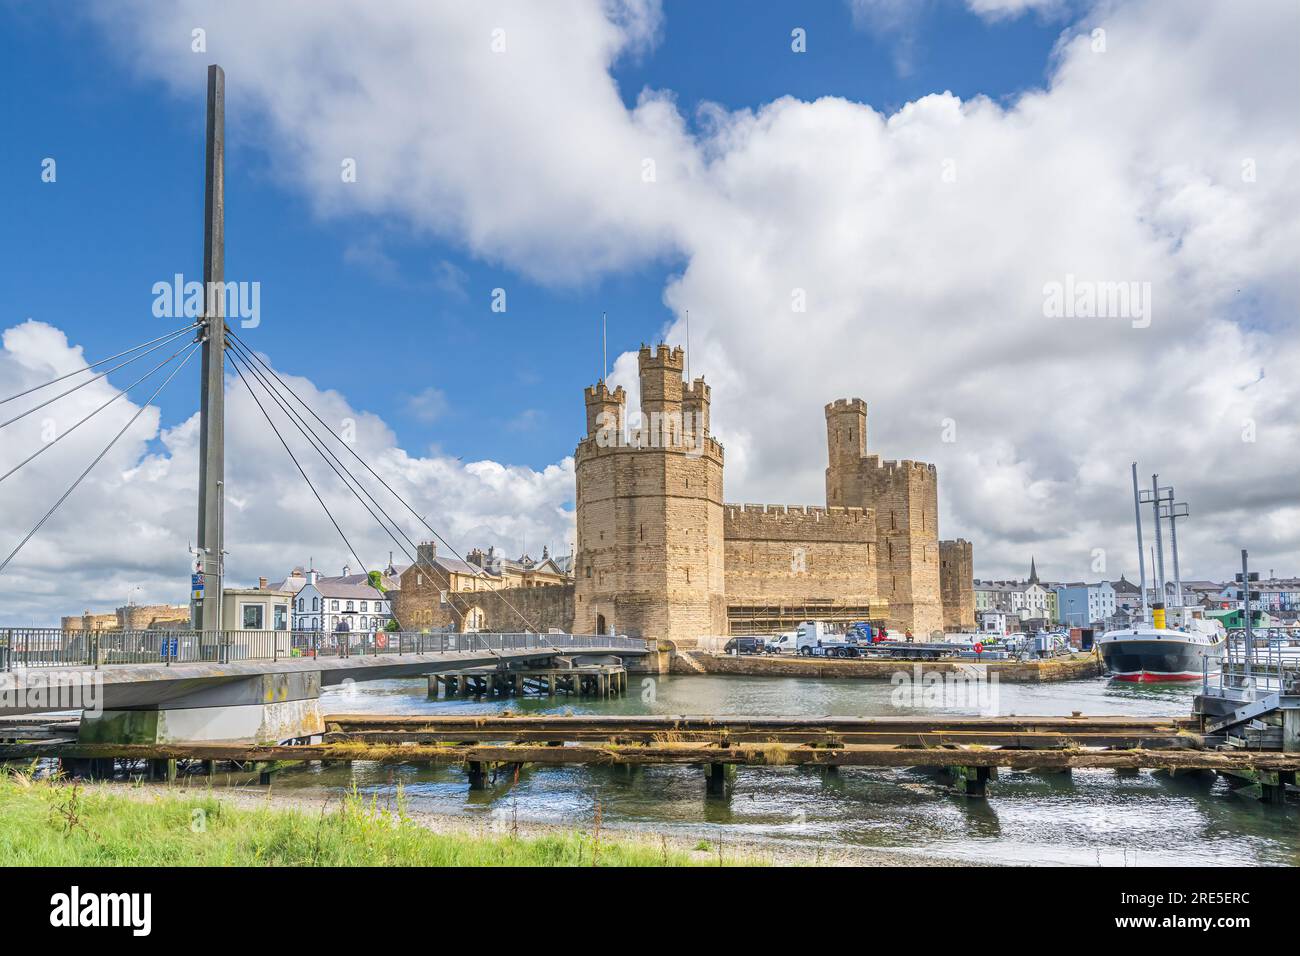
[1,0,1296,620]
[1,1,1065,469]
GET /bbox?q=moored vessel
[1098,614,1225,682]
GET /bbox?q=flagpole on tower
[686,308,691,382]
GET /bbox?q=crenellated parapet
[584,380,626,438]
[725,502,875,543]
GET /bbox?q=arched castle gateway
[396,342,975,641]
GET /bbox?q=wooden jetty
[5,712,1298,800]
[429,660,627,699]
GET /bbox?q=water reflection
[256,674,1300,865]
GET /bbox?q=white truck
[795,621,863,658]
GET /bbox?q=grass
[0,771,741,867]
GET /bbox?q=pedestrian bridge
[0,630,651,733]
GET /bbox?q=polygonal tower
[825,397,944,637]
[573,344,726,643]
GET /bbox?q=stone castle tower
[824,398,945,636]
[573,345,728,643]
[940,538,976,631]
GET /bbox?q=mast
[1166,499,1188,610]
[1150,474,1166,626]
[1131,463,1147,625]
[194,64,226,633]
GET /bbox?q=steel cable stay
[225,349,380,611]
[0,338,200,487]
[0,319,200,408]
[0,341,201,577]
[225,337,433,565]
[225,342,507,649]
[226,333,550,642]
[0,322,201,431]
[225,328,550,638]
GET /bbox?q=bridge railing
[0,628,647,670]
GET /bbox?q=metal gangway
[1199,627,1300,736]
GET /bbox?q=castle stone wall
[392,578,574,634]
[723,504,878,609]
[940,538,977,631]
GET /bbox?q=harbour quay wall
[672,651,1103,683]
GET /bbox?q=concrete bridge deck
[0,633,649,716]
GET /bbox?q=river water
[258,673,1299,866]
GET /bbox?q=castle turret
[638,344,685,420]
[825,398,867,507]
[682,376,711,440]
[584,380,625,441]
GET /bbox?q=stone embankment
[669,650,1103,683]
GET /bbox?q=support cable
[226,340,494,644]
[226,329,549,636]
[0,323,200,431]
[0,342,201,577]
[0,339,199,487]
[225,346,378,606]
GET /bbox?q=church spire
[1028,556,1039,585]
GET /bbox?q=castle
[395,343,974,640]
[395,343,977,642]
[573,343,975,640]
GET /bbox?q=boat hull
[1100,638,1223,683]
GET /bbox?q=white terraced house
[288,568,401,635]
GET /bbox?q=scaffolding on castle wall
[726,602,891,636]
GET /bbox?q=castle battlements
[724,502,875,544]
[726,503,868,520]
[638,342,686,370]
[584,381,626,404]
[870,457,938,477]
[824,397,867,414]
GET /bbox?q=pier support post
[1283,709,1300,753]
[952,765,991,797]
[1259,770,1294,804]
[467,761,488,791]
[705,762,726,796]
